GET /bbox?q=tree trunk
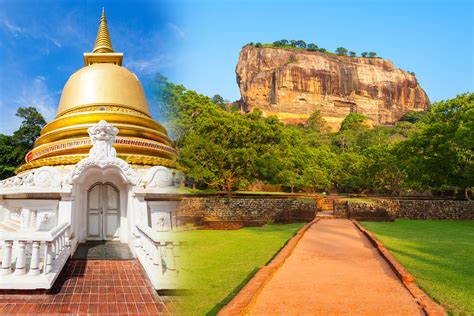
[464,187,471,200]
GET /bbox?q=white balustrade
[134,223,186,290]
[0,222,71,289]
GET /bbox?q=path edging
[352,220,446,316]
[218,218,320,316]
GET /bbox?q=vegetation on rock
[245,39,379,58]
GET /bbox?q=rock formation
[236,46,430,130]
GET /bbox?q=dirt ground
[249,219,423,315]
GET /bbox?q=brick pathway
[249,219,424,315]
[0,260,174,315]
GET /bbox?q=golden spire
[92,8,114,53]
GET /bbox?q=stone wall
[176,196,317,228]
[334,199,474,220]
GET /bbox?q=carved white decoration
[69,157,140,185]
[0,172,34,188]
[37,210,55,231]
[143,166,174,188]
[68,121,139,185]
[88,120,119,159]
[0,166,63,190]
[33,166,61,187]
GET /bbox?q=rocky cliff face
[236,46,430,130]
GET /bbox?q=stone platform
[0,260,174,315]
[71,242,134,260]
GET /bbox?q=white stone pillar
[0,240,13,275]
[44,242,53,274]
[14,241,27,275]
[28,241,41,275]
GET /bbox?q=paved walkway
[249,219,423,315]
[0,260,173,315]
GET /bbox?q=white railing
[134,223,187,290]
[0,222,71,289]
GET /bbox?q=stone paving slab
[71,241,134,260]
[248,219,424,315]
[0,260,173,315]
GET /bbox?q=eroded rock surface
[236,46,430,130]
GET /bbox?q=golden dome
[57,63,151,117]
[16,9,178,173]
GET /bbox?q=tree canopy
[152,77,474,198]
[0,107,46,179]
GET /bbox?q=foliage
[339,113,369,131]
[153,75,472,197]
[361,220,474,314]
[335,47,348,56]
[399,110,429,124]
[0,107,46,179]
[306,43,318,51]
[180,223,305,315]
[396,93,473,198]
[255,40,381,58]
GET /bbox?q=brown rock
[236,46,430,130]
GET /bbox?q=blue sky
[0,0,473,134]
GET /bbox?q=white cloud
[0,14,64,49]
[0,17,24,35]
[15,76,58,122]
[126,55,170,76]
[167,23,185,40]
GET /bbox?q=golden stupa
[17,9,177,173]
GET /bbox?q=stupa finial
[92,8,114,53]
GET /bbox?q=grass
[339,197,378,204]
[179,223,305,315]
[359,220,474,314]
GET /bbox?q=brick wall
[176,197,317,228]
[334,199,474,220]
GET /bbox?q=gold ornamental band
[16,154,182,174]
[41,109,167,136]
[56,103,152,119]
[34,122,172,147]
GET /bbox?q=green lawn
[179,223,305,315]
[360,220,474,314]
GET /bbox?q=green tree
[349,51,356,57]
[307,43,318,51]
[273,40,282,47]
[396,93,474,199]
[0,107,46,179]
[361,52,368,57]
[211,94,226,110]
[335,47,348,56]
[180,110,284,191]
[368,51,377,58]
[339,113,369,131]
[295,40,307,49]
[306,110,328,133]
[399,110,430,124]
